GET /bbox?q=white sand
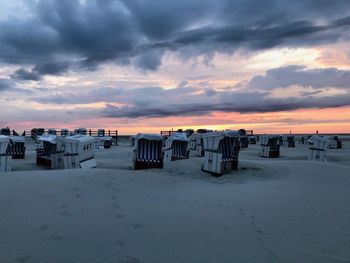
[0,140,350,263]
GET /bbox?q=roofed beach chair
[0,128,11,136]
[238,129,249,148]
[202,131,240,176]
[74,128,87,135]
[164,133,190,166]
[31,128,45,142]
[327,136,342,149]
[132,134,164,170]
[6,136,26,159]
[189,132,205,157]
[63,135,97,169]
[308,135,330,162]
[282,135,295,148]
[61,129,69,137]
[249,136,257,144]
[259,135,280,158]
[36,134,65,169]
[48,128,57,135]
[0,135,11,172]
[98,129,105,137]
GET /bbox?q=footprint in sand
[117,240,126,246]
[49,234,64,241]
[115,214,125,219]
[75,194,82,199]
[61,211,72,216]
[256,237,264,243]
[38,224,50,231]
[110,196,117,200]
[15,253,30,263]
[112,203,122,209]
[119,256,142,263]
[238,208,246,216]
[132,223,144,230]
[61,204,69,209]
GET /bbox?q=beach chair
[98,129,105,137]
[307,135,330,162]
[63,135,97,169]
[0,136,11,172]
[31,128,45,142]
[259,135,280,158]
[282,135,295,148]
[0,128,11,136]
[163,133,190,166]
[48,128,57,135]
[132,134,163,170]
[61,129,69,137]
[189,133,205,157]
[238,129,249,148]
[327,136,342,149]
[249,136,257,144]
[36,134,65,169]
[6,136,26,159]
[202,131,240,176]
[74,128,87,135]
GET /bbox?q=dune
[0,140,349,262]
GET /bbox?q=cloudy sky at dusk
[1,0,350,134]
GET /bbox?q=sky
[0,0,350,134]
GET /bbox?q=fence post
[89,129,92,136]
[108,130,110,136]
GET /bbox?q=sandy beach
[0,139,350,263]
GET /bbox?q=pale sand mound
[0,141,349,262]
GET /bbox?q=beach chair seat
[132,134,163,170]
[63,135,97,169]
[6,136,26,159]
[202,131,240,176]
[307,135,330,162]
[259,135,280,158]
[36,135,65,169]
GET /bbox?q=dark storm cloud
[236,65,350,90]
[101,92,350,118]
[29,68,350,119]
[1,0,350,73]
[10,68,42,81]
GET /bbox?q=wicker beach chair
[6,136,26,159]
[282,135,295,148]
[132,134,164,170]
[36,134,65,169]
[259,135,280,158]
[308,135,330,162]
[0,135,11,172]
[163,133,190,166]
[63,135,97,169]
[202,131,240,176]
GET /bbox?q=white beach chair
[63,135,97,169]
[307,135,330,162]
[163,133,190,166]
[238,129,249,148]
[36,134,65,169]
[48,128,57,135]
[61,129,69,137]
[0,135,11,172]
[74,128,87,135]
[132,134,164,170]
[259,135,280,158]
[189,132,205,157]
[6,136,26,159]
[282,135,295,148]
[0,128,11,136]
[202,131,240,176]
[327,136,342,149]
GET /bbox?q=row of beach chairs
[132,131,241,176]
